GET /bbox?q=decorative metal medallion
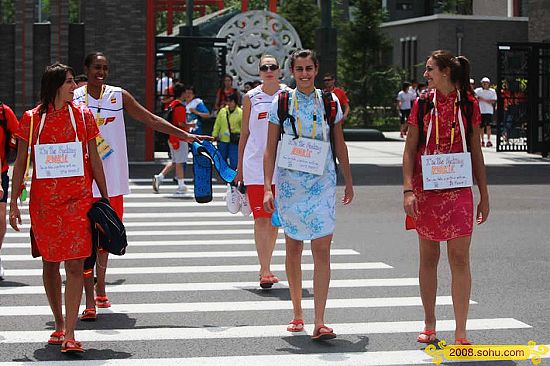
[217,10,302,88]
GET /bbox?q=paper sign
[34,141,84,179]
[277,134,329,175]
[421,152,473,190]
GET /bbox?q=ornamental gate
[496,43,550,157]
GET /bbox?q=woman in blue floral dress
[263,49,354,341]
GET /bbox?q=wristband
[403,189,414,194]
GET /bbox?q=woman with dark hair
[403,50,489,345]
[235,54,286,289]
[263,50,354,341]
[73,52,210,321]
[9,63,109,353]
[214,73,240,112]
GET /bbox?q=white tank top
[74,84,130,198]
[243,84,286,185]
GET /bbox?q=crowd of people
[0,48,490,353]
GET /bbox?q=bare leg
[311,234,332,331]
[418,237,440,335]
[83,276,95,309]
[42,260,64,332]
[486,126,492,145]
[160,162,174,177]
[63,259,84,341]
[0,203,6,252]
[254,217,278,277]
[95,250,109,298]
[175,162,184,180]
[447,235,472,341]
[285,236,304,322]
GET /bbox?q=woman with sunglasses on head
[73,52,210,321]
[263,50,354,341]
[403,50,489,345]
[235,55,286,289]
[9,63,109,353]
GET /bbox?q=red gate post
[145,0,155,161]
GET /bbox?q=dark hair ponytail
[454,56,473,99]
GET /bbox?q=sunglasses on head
[259,64,279,72]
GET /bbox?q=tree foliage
[279,0,320,50]
[337,0,403,126]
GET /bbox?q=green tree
[0,0,15,23]
[279,0,320,50]
[338,0,403,127]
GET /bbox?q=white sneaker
[152,174,162,193]
[226,184,241,214]
[0,257,4,280]
[240,190,252,217]
[174,185,189,197]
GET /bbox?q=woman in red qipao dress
[402,51,489,345]
[9,63,108,353]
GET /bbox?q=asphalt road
[0,175,548,365]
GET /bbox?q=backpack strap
[416,92,433,147]
[322,91,338,172]
[277,91,298,138]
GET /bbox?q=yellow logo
[425,341,549,365]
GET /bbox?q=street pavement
[0,135,549,365]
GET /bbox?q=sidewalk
[346,132,550,166]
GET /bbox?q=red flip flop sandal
[311,325,336,341]
[61,340,84,353]
[455,337,472,345]
[47,331,65,345]
[259,275,275,289]
[417,329,436,343]
[95,296,111,308]
[287,319,305,332]
[80,308,97,321]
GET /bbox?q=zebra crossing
[0,179,539,365]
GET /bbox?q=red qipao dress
[16,102,100,262]
[407,90,481,241]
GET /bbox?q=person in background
[214,74,240,112]
[10,63,109,353]
[74,74,88,88]
[153,82,190,196]
[235,55,286,289]
[0,101,19,281]
[263,49,354,341]
[323,73,350,122]
[403,50,489,346]
[474,77,497,147]
[184,86,210,135]
[212,93,242,170]
[396,81,417,138]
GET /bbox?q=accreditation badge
[34,141,85,179]
[277,134,329,175]
[421,152,473,190]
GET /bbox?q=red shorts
[93,195,124,220]
[246,184,275,219]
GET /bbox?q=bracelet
[403,189,414,194]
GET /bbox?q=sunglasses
[259,64,279,72]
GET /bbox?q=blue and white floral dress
[268,88,343,240]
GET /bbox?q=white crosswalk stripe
[0,181,535,364]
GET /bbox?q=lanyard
[424,91,467,155]
[36,104,80,145]
[84,85,105,123]
[289,89,328,141]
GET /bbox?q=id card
[34,141,84,179]
[421,152,473,190]
[277,134,329,175]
